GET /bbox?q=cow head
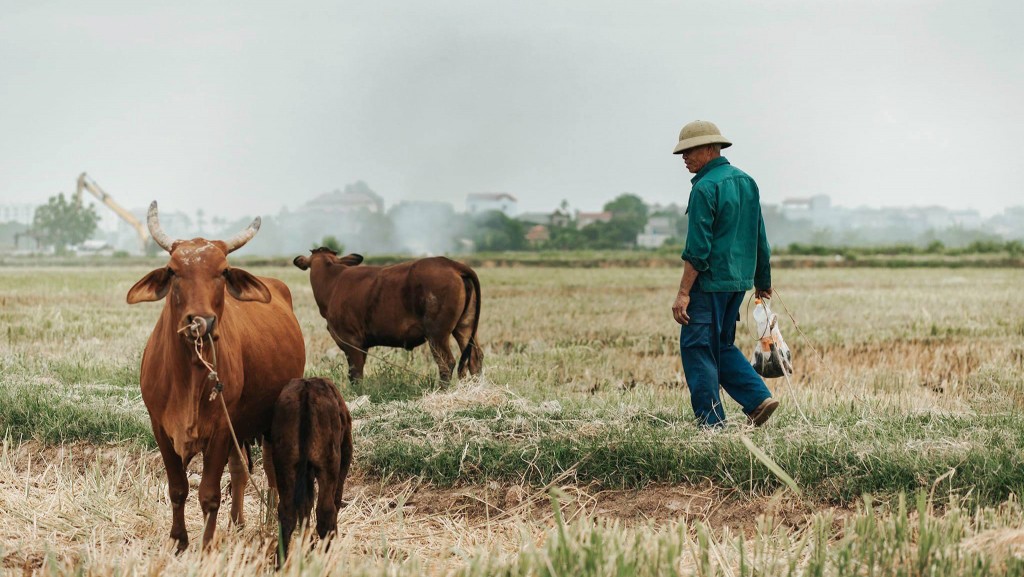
[127,201,270,339]
[293,247,364,270]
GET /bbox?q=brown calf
[271,377,353,560]
[293,249,483,384]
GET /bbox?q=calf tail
[294,384,313,515]
[457,269,484,376]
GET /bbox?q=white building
[636,215,676,248]
[466,193,517,216]
[780,195,831,221]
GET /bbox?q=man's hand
[755,287,773,299]
[672,292,691,325]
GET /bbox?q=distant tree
[604,193,647,222]
[602,193,649,247]
[315,235,345,254]
[579,219,643,249]
[547,224,585,250]
[32,193,100,254]
[466,210,526,251]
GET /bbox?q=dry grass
[3,441,1024,575]
[2,264,1024,574]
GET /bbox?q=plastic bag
[750,298,793,378]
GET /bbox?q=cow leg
[154,428,190,553]
[453,280,480,378]
[341,346,366,382]
[262,437,280,518]
[301,473,316,525]
[271,430,298,564]
[315,463,340,540]
[336,424,353,510]
[198,438,231,551]
[453,329,472,379]
[427,335,456,385]
[275,463,298,562]
[227,448,248,526]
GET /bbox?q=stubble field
[2,263,1024,575]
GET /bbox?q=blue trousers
[679,286,772,427]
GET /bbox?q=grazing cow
[271,377,353,560]
[293,249,483,383]
[127,202,305,552]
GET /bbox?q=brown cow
[271,377,353,561]
[293,249,483,383]
[127,202,305,552]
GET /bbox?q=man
[670,120,778,428]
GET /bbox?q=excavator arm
[76,173,150,252]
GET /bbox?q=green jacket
[682,157,771,292]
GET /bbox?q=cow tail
[458,268,483,376]
[294,383,312,514]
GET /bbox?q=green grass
[453,492,1024,577]
[3,264,1024,575]
[0,379,151,447]
[2,266,1024,506]
[353,393,1024,505]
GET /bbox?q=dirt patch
[338,472,828,538]
[2,550,45,573]
[4,441,831,539]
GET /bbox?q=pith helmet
[672,120,732,154]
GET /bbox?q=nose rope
[192,332,273,515]
[178,317,210,340]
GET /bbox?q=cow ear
[224,267,271,303]
[293,255,310,270]
[127,268,173,304]
[339,253,364,267]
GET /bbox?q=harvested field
[2,265,1024,575]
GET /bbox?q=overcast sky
[2,0,1021,230]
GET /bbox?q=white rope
[188,327,274,515]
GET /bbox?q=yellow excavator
[75,172,151,253]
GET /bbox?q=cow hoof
[174,538,189,555]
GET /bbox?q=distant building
[0,203,35,225]
[636,215,677,248]
[466,193,517,216]
[525,224,550,246]
[575,211,612,230]
[305,181,385,215]
[990,206,1024,239]
[780,195,831,220]
[516,211,553,226]
[269,181,389,255]
[551,211,571,228]
[72,239,114,256]
[518,210,573,228]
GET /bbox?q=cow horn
[147,201,177,253]
[223,216,261,254]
